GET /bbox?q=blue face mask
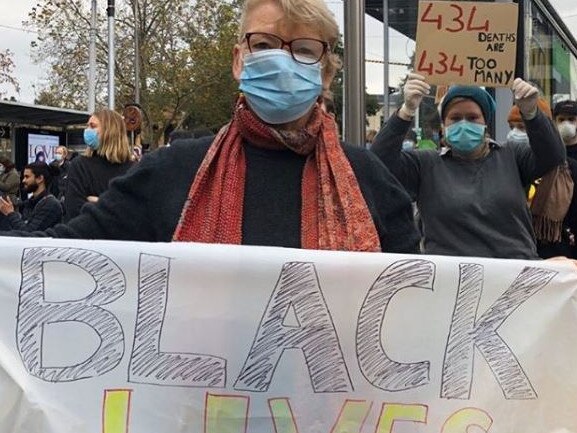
[402,140,414,150]
[83,128,99,150]
[239,49,322,124]
[444,120,486,154]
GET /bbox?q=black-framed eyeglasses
[244,32,328,65]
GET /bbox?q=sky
[1,0,577,105]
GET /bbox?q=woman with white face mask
[371,73,566,259]
[553,100,577,159]
[508,101,575,259]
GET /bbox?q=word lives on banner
[0,237,575,432]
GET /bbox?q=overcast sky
[1,0,576,106]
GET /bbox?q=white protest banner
[0,236,576,433]
[415,1,519,87]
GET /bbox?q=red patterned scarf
[173,96,381,252]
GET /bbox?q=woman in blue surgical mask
[0,0,420,255]
[63,109,134,222]
[371,74,566,259]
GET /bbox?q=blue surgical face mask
[84,128,100,150]
[402,140,414,150]
[54,154,63,162]
[444,120,486,154]
[239,49,322,124]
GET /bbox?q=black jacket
[0,138,420,254]
[5,189,62,231]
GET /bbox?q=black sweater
[1,138,420,253]
[64,155,134,222]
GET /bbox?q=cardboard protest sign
[0,236,576,432]
[415,1,519,87]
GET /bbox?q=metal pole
[343,0,366,146]
[133,0,140,104]
[382,0,389,122]
[107,0,115,109]
[88,0,97,113]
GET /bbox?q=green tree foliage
[26,0,242,145]
[0,49,20,99]
[329,36,384,136]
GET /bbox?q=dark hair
[0,157,15,171]
[168,129,195,144]
[24,162,59,186]
[553,100,577,118]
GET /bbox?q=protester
[0,163,62,231]
[0,157,20,204]
[529,99,577,259]
[0,0,420,253]
[554,100,577,159]
[50,145,71,200]
[507,99,575,259]
[371,73,566,259]
[63,109,134,222]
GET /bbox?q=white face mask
[506,127,528,145]
[558,121,577,141]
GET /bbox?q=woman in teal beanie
[371,73,566,259]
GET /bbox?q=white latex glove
[400,73,430,118]
[512,78,539,119]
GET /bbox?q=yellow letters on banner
[330,400,373,433]
[441,408,493,433]
[205,393,250,433]
[376,403,428,432]
[102,389,132,433]
[268,399,298,433]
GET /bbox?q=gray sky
[1,0,577,105]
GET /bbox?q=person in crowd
[508,100,576,259]
[0,163,62,231]
[50,145,71,200]
[554,100,577,159]
[0,157,20,204]
[402,130,417,151]
[526,99,577,260]
[371,73,566,259]
[0,0,420,254]
[63,109,135,222]
[366,129,377,148]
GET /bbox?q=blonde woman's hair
[85,109,132,163]
[56,146,68,157]
[238,0,342,84]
